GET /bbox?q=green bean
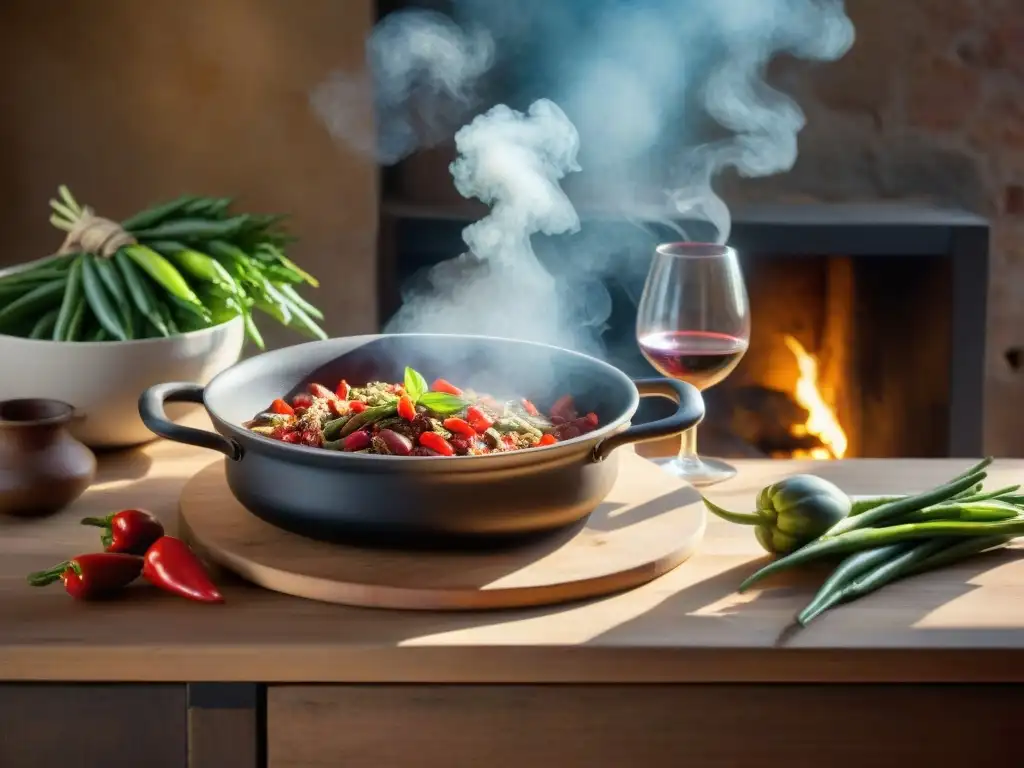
[121,195,200,232]
[152,241,239,294]
[336,404,398,439]
[950,457,993,482]
[131,215,251,242]
[124,244,202,306]
[797,543,909,625]
[0,275,67,333]
[891,501,1021,525]
[957,485,1022,504]
[168,293,212,324]
[904,535,1015,577]
[850,496,903,516]
[29,308,60,339]
[62,298,87,341]
[51,257,85,341]
[800,539,953,626]
[0,252,75,281]
[0,266,72,289]
[91,256,134,338]
[738,517,1024,592]
[87,326,108,342]
[156,302,179,335]
[80,254,129,341]
[241,310,264,349]
[824,470,988,537]
[277,283,324,321]
[114,249,170,337]
[278,290,328,341]
[180,197,233,218]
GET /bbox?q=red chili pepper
[432,378,463,396]
[418,431,454,456]
[271,398,294,416]
[343,430,371,451]
[309,382,339,401]
[27,553,144,600]
[465,405,493,432]
[442,417,477,438]
[336,380,351,399]
[348,400,368,414]
[397,394,416,421]
[537,433,558,446]
[80,509,165,555]
[292,393,313,409]
[521,399,540,416]
[143,537,223,604]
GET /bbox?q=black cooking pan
[139,334,704,544]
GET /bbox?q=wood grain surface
[179,453,706,610]
[2,412,1024,683]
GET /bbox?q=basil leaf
[419,391,467,415]
[403,366,428,402]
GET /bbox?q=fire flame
[783,335,848,460]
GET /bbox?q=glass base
[651,455,737,487]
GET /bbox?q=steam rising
[387,100,596,352]
[314,0,854,356]
[312,9,494,164]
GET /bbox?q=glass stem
[677,425,699,465]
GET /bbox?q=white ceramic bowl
[0,317,245,448]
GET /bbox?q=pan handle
[139,382,243,461]
[592,378,704,462]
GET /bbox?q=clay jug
[0,399,96,517]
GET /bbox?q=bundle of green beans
[0,185,326,348]
[736,457,1023,626]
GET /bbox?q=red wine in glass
[639,330,748,391]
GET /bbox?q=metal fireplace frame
[379,201,990,457]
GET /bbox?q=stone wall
[720,0,1022,456]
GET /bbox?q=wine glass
[636,242,750,486]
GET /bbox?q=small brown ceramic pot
[0,399,97,518]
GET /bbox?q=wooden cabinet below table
[268,684,1021,768]
[0,684,187,768]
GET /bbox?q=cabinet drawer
[0,684,186,768]
[268,683,1021,768]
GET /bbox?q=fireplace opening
[380,201,988,458]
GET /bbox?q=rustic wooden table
[2,417,1023,767]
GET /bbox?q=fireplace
[379,201,989,459]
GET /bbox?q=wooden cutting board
[178,450,707,610]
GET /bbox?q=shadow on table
[585,546,1023,648]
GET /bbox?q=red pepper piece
[418,431,454,456]
[280,431,302,444]
[442,417,477,438]
[292,393,313,409]
[336,380,351,399]
[309,382,339,402]
[343,430,372,451]
[271,398,294,416]
[537,433,558,446]
[299,428,323,447]
[143,536,223,603]
[584,412,599,427]
[465,405,493,432]
[431,378,463,396]
[28,553,144,600]
[80,509,165,555]
[348,400,368,414]
[397,394,416,421]
[521,399,540,416]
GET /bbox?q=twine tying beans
[56,208,136,258]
